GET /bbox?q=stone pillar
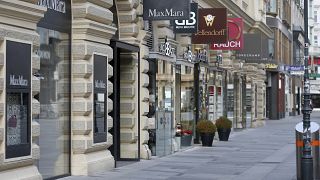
[0,0,46,179]
[71,0,116,175]
[115,0,151,159]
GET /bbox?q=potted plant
[181,129,193,146]
[215,116,232,141]
[196,120,216,146]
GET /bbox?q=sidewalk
[62,113,319,180]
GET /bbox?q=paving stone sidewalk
[62,112,320,180]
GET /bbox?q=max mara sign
[143,0,190,20]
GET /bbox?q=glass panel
[180,65,194,147]
[36,27,70,178]
[6,93,29,146]
[94,93,106,143]
[156,60,174,157]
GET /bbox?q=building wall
[71,0,116,175]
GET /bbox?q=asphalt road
[62,112,320,180]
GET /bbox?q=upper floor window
[267,0,277,13]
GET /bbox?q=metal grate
[144,20,153,51]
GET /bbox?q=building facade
[0,0,303,179]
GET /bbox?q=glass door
[156,60,174,157]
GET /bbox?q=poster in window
[6,93,28,146]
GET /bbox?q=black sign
[94,54,107,92]
[37,0,71,32]
[143,0,190,20]
[6,41,31,90]
[173,3,198,33]
[236,33,271,62]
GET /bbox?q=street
[62,112,320,180]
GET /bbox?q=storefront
[35,1,71,178]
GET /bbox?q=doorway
[110,41,140,166]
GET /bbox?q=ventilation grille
[144,20,153,51]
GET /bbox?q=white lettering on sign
[212,41,241,48]
[10,75,28,86]
[149,9,184,18]
[175,12,196,26]
[37,0,66,13]
[95,80,106,89]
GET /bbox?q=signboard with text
[173,3,198,33]
[211,18,243,50]
[143,0,190,20]
[192,8,227,44]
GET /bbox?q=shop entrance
[110,41,140,166]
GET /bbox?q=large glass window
[36,27,70,179]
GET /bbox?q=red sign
[211,18,243,50]
[209,86,215,95]
[192,8,227,44]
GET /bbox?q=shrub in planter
[215,116,232,141]
[196,120,216,146]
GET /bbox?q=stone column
[115,0,151,159]
[71,0,116,175]
[0,0,46,179]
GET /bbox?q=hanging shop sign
[94,54,107,92]
[290,71,304,75]
[37,0,71,32]
[192,8,227,44]
[195,49,208,63]
[143,0,190,20]
[183,46,195,62]
[265,63,278,69]
[173,3,198,33]
[211,18,243,50]
[159,38,175,57]
[236,33,271,62]
[286,66,304,71]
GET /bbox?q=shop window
[93,54,108,143]
[5,40,31,159]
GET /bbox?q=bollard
[296,122,320,180]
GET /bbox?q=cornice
[0,0,46,30]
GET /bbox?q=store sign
[236,33,270,61]
[6,41,31,89]
[195,49,208,63]
[183,47,195,62]
[287,66,304,71]
[143,0,190,20]
[265,63,278,69]
[290,71,304,75]
[173,3,198,33]
[192,8,227,44]
[211,18,243,50]
[37,0,66,13]
[37,0,70,32]
[309,74,320,78]
[94,54,107,92]
[159,38,175,56]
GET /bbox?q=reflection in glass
[36,27,70,179]
[180,65,194,147]
[94,93,106,143]
[6,93,29,147]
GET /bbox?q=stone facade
[71,0,116,175]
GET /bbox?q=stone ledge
[32,54,40,70]
[120,100,135,114]
[140,101,149,116]
[140,59,149,73]
[73,61,93,78]
[32,99,40,115]
[141,87,149,102]
[73,82,93,98]
[107,64,113,78]
[120,84,135,98]
[32,76,40,96]
[73,0,113,9]
[120,114,135,128]
[73,19,117,44]
[73,3,113,25]
[107,115,113,130]
[72,40,113,60]
[107,98,113,113]
[32,120,40,138]
[72,119,93,135]
[108,80,113,96]
[120,131,137,143]
[72,100,93,116]
[0,165,41,180]
[140,74,149,87]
